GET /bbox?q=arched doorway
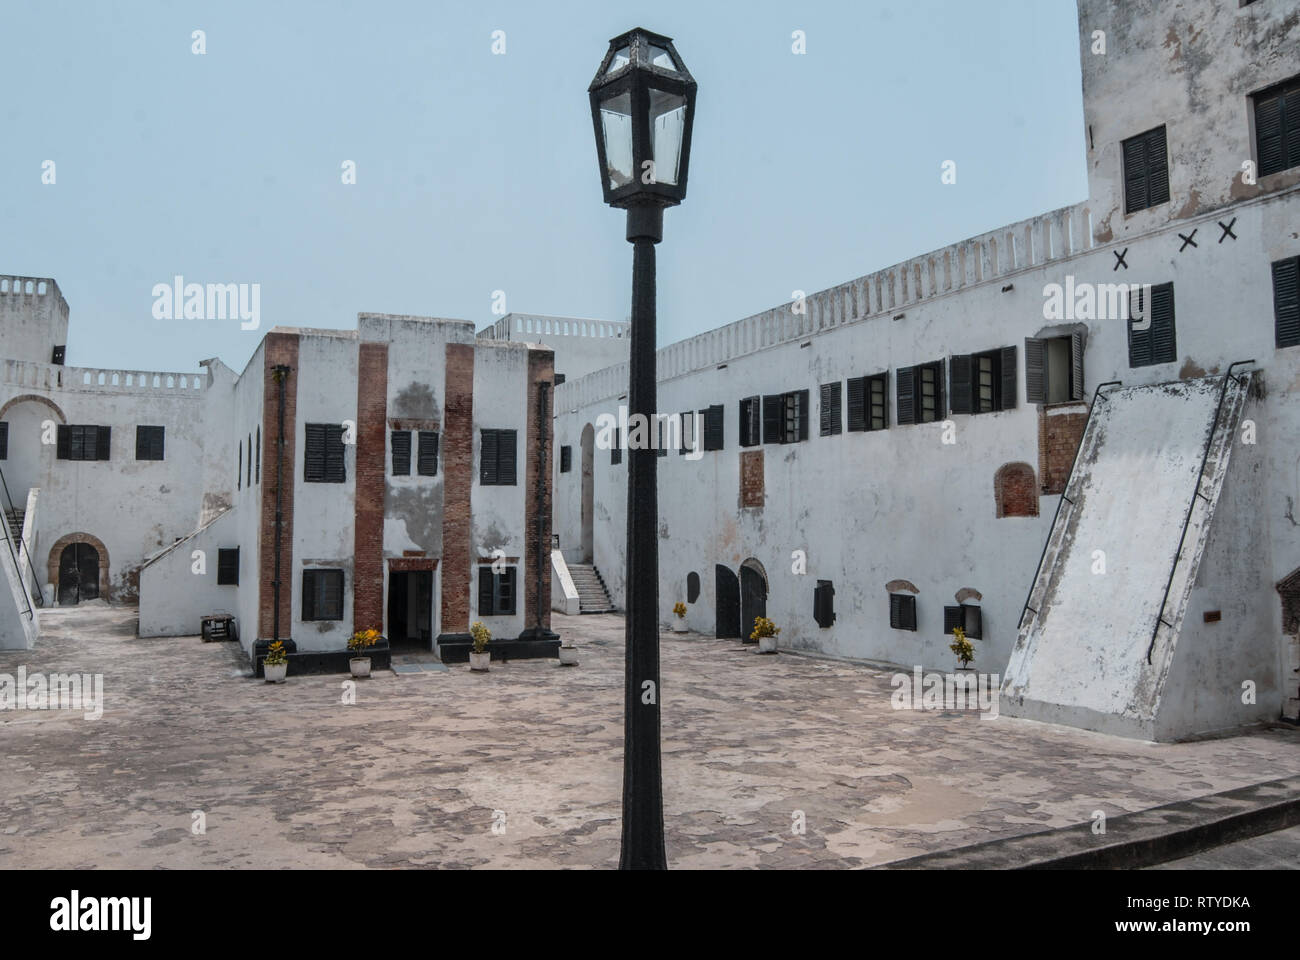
[715,565,739,638]
[580,423,595,562]
[57,542,100,604]
[740,558,768,644]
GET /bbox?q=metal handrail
[1018,380,1123,632]
[1145,360,1255,664]
[0,462,43,613]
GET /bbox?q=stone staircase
[4,507,22,541]
[567,563,616,614]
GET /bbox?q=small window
[847,374,888,431]
[761,391,809,444]
[480,429,517,485]
[678,411,693,455]
[896,361,944,425]
[889,593,917,631]
[51,345,65,365]
[1122,125,1170,214]
[949,347,1017,414]
[1253,75,1300,179]
[1025,334,1085,404]
[820,382,842,436]
[1273,256,1299,349]
[478,565,516,616]
[305,423,346,483]
[135,425,165,460]
[247,433,252,488]
[417,431,438,476]
[302,568,344,621]
[813,580,836,628]
[238,440,242,490]
[701,404,724,451]
[686,571,700,603]
[611,427,622,465]
[1128,282,1177,368]
[0,422,8,460]
[256,426,261,483]
[391,430,411,475]
[944,603,982,640]
[57,425,110,461]
[560,445,573,473]
[217,547,239,585]
[739,397,761,447]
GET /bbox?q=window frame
[304,423,347,483]
[889,593,917,631]
[477,565,517,616]
[480,428,517,486]
[302,568,344,621]
[1121,125,1171,214]
[56,424,111,461]
[135,425,165,461]
[216,547,239,586]
[391,430,412,475]
[1127,282,1177,368]
[1252,74,1300,179]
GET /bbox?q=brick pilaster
[523,347,555,632]
[353,341,388,634]
[1038,407,1089,495]
[439,342,474,638]
[259,333,299,640]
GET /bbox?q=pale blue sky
[0,0,1086,375]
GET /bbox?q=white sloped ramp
[1002,373,1255,741]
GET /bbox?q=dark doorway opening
[715,564,740,639]
[740,558,768,644]
[57,542,99,605]
[388,570,433,649]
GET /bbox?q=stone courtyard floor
[2,604,1298,869]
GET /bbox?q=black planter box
[251,637,392,677]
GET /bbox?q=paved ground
[2,604,1299,869]
[1149,825,1300,870]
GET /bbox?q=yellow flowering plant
[750,616,779,641]
[470,621,492,655]
[263,640,288,667]
[950,625,975,667]
[672,601,687,618]
[348,628,381,654]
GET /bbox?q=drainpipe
[535,381,549,632]
[272,364,291,644]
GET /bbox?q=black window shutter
[302,571,317,620]
[153,427,165,460]
[820,382,841,436]
[560,445,572,473]
[217,547,239,585]
[0,422,7,460]
[873,374,890,429]
[795,389,809,441]
[1128,288,1152,367]
[1273,257,1300,348]
[417,431,438,476]
[95,425,111,461]
[889,593,903,629]
[703,405,724,451]
[325,425,345,482]
[896,367,915,425]
[478,566,494,615]
[1151,283,1176,364]
[813,580,835,628]
[56,424,69,459]
[1070,332,1086,401]
[612,427,622,464]
[963,604,983,640]
[999,345,1017,410]
[498,430,517,484]
[323,570,343,619]
[739,397,759,447]
[678,412,691,454]
[943,605,964,635]
[483,430,499,484]
[391,431,411,475]
[501,567,516,615]
[1123,133,1149,213]
[1145,126,1169,207]
[846,376,867,431]
[1256,90,1284,177]
[948,355,972,415]
[305,424,326,481]
[762,395,783,444]
[935,360,946,420]
[135,426,147,460]
[890,594,916,631]
[1024,338,1047,404]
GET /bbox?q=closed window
[57,425,111,461]
[813,580,836,628]
[0,422,7,460]
[480,429,517,485]
[944,603,982,640]
[701,404,724,451]
[478,565,516,616]
[1025,334,1085,404]
[889,593,917,631]
[560,445,573,473]
[819,382,841,436]
[1122,125,1170,213]
[1128,282,1177,367]
[896,361,945,425]
[302,568,344,621]
[1273,256,1300,349]
[739,396,761,447]
[135,425,165,461]
[1252,75,1300,178]
[391,430,412,475]
[611,427,622,465]
[949,347,1017,414]
[417,431,438,476]
[217,547,239,585]
[304,423,346,483]
[256,426,261,483]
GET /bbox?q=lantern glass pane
[648,45,677,71]
[649,88,686,186]
[606,46,631,74]
[600,90,634,190]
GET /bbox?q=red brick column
[353,342,388,634]
[523,347,555,631]
[1038,408,1089,495]
[439,342,474,638]
[259,333,299,639]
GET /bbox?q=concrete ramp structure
[1002,371,1279,741]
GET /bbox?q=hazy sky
[0,0,1087,376]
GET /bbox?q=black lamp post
[589,28,697,871]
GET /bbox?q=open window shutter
[948,355,972,415]
[478,567,494,615]
[418,431,438,476]
[1256,91,1285,178]
[739,397,758,447]
[895,366,915,425]
[56,424,70,459]
[391,431,411,475]
[703,405,723,450]
[1273,257,1300,348]
[999,345,1017,410]
[326,426,346,482]
[1123,134,1148,213]
[1145,126,1169,206]
[502,567,516,614]
[889,593,902,629]
[934,360,945,420]
[762,395,783,444]
[943,605,963,635]
[964,604,983,640]
[1151,283,1176,364]
[820,382,841,436]
[846,376,866,431]
[499,430,517,484]
[96,426,111,460]
[1128,288,1152,367]
[1286,85,1300,174]
[902,595,916,631]
[795,389,809,441]
[1025,338,1047,404]
[679,412,691,454]
[1070,332,1086,400]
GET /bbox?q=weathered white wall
[138,508,241,637]
[0,277,68,365]
[480,314,629,384]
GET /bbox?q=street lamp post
[589,28,697,871]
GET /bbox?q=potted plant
[348,627,380,678]
[751,616,780,654]
[950,625,975,671]
[263,640,288,684]
[469,621,492,672]
[672,601,688,633]
[558,638,579,666]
